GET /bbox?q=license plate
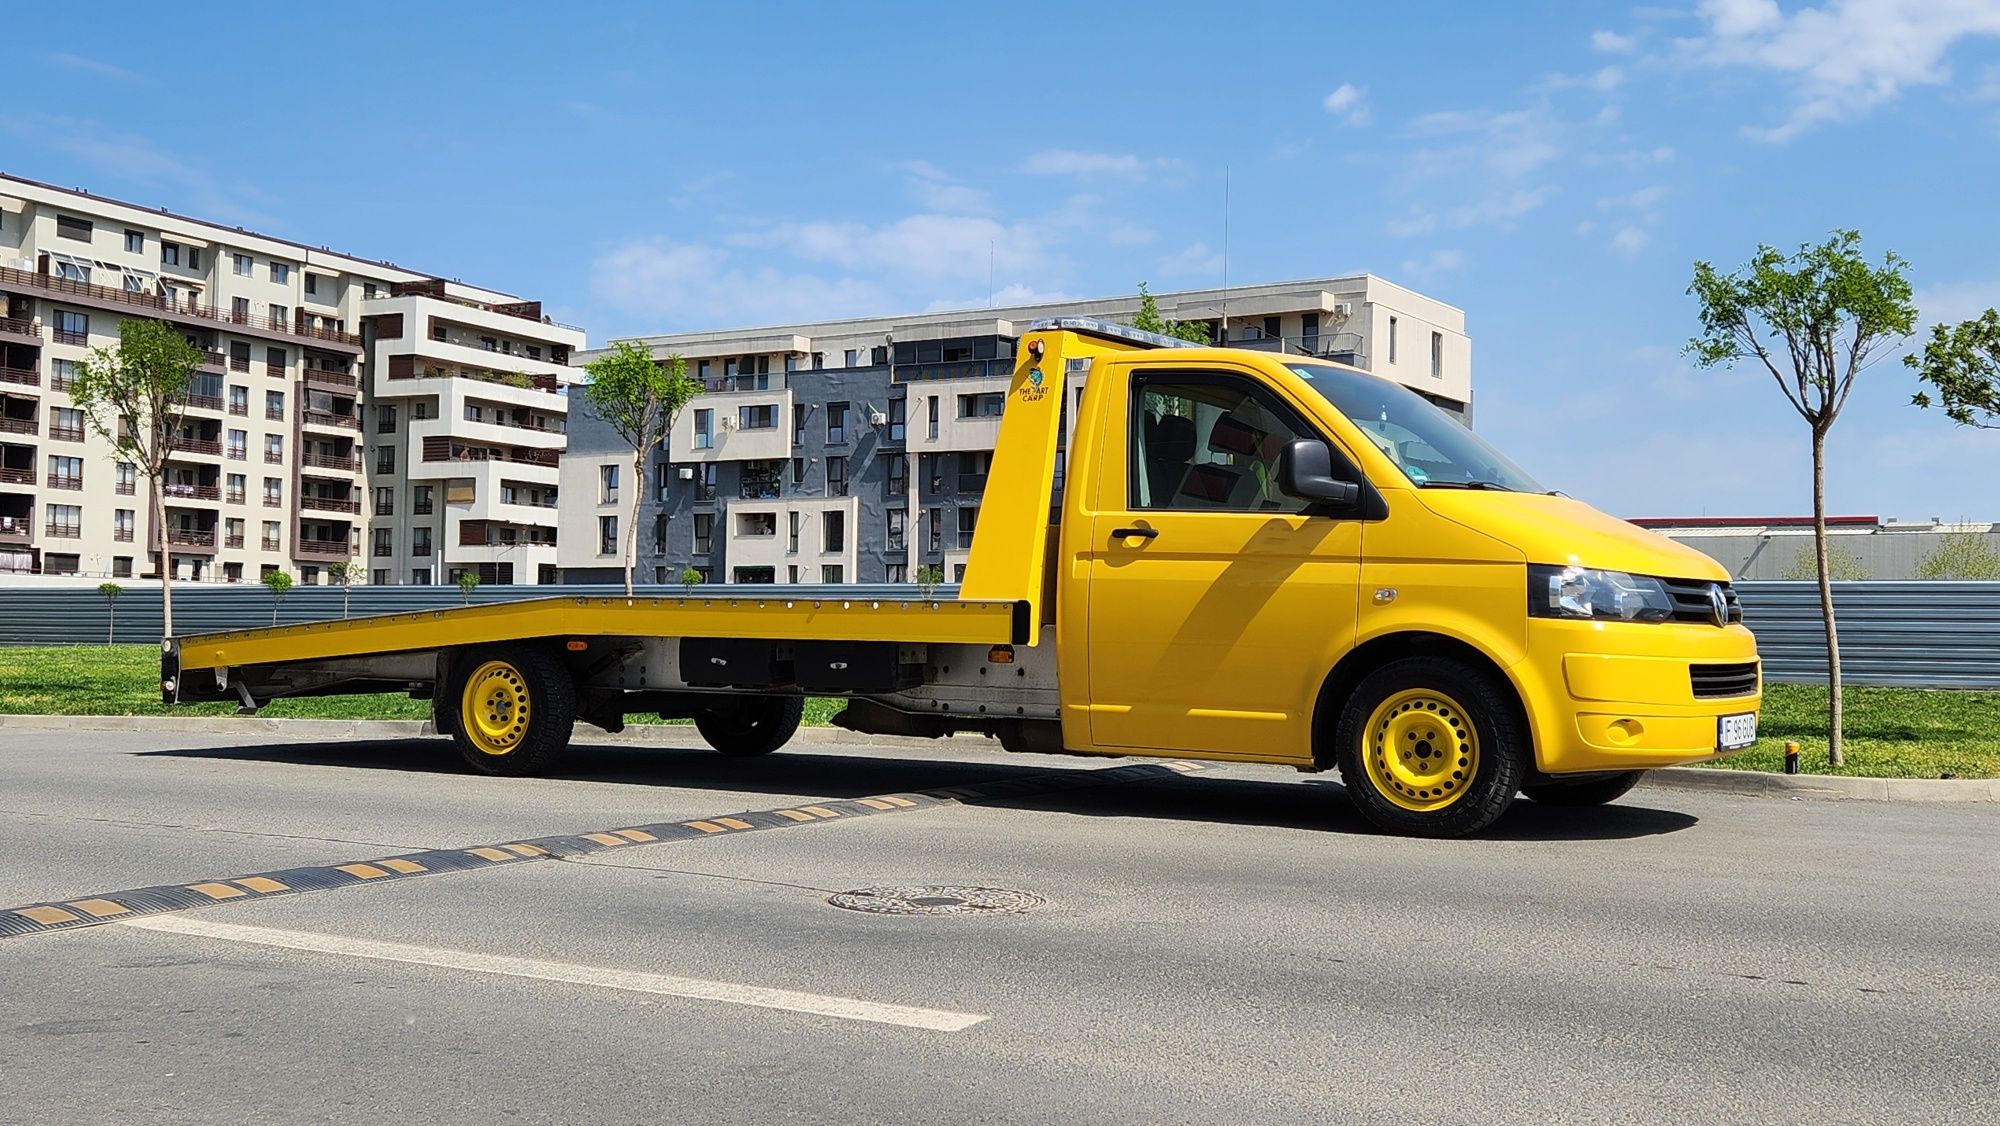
[1717,712,1758,750]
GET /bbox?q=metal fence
[1,580,1996,689]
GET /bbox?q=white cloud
[1399,248,1467,280]
[1599,185,1668,211]
[729,214,1044,282]
[1592,29,1638,53]
[48,53,138,80]
[1914,279,2000,326]
[1448,187,1556,229]
[894,160,992,214]
[1158,241,1223,279]
[589,238,892,329]
[922,284,1074,314]
[1611,226,1651,255]
[1385,211,1438,237]
[1543,65,1627,92]
[7,116,277,228]
[1322,83,1371,125]
[1685,0,2000,141]
[1020,149,1176,179]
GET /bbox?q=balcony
[0,518,31,544]
[0,366,38,388]
[300,452,358,474]
[201,350,227,372]
[419,436,558,467]
[302,408,360,432]
[0,316,40,345]
[0,265,364,350]
[957,474,988,494]
[0,416,35,436]
[175,393,225,413]
[296,536,353,559]
[891,359,1009,384]
[164,484,221,502]
[177,439,223,458]
[304,367,359,390]
[165,529,216,550]
[385,354,564,395]
[300,494,361,514]
[0,467,35,485]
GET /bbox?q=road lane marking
[0,759,1210,939]
[120,915,988,1032]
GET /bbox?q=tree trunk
[107,603,115,646]
[625,454,644,598]
[154,483,175,639]
[1811,428,1844,767]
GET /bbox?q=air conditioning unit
[1332,302,1353,319]
[677,467,694,480]
[719,416,738,432]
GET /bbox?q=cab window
[1130,374,1324,513]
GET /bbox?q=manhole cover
[825,885,1045,916]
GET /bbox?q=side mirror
[1278,439,1361,506]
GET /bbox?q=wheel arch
[1312,630,1534,770]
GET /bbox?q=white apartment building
[560,276,1470,586]
[0,174,582,586]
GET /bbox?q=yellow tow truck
[165,318,1761,837]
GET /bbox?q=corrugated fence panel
[3,580,1995,689]
[0,583,965,648]
[1737,581,2000,689]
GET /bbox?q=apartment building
[558,275,1469,586]
[0,174,582,585]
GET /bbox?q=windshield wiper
[1422,480,1515,491]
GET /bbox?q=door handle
[1111,526,1159,541]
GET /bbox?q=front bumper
[1515,619,1761,775]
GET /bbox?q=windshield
[1285,362,1544,492]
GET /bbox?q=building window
[263,477,282,506]
[265,390,284,420]
[226,430,246,460]
[958,505,978,549]
[887,508,906,550]
[792,403,806,447]
[787,511,801,553]
[305,273,318,296]
[821,564,843,583]
[693,408,712,449]
[1388,316,1398,364]
[45,504,83,538]
[827,456,847,497]
[1431,331,1444,378]
[265,347,286,373]
[378,403,397,433]
[124,229,144,253]
[376,447,396,474]
[927,396,940,439]
[49,359,78,391]
[228,386,248,416]
[232,297,250,323]
[741,460,780,499]
[844,349,858,368]
[888,398,905,442]
[927,508,942,552]
[692,512,713,555]
[373,487,394,516]
[161,241,180,266]
[56,214,91,241]
[264,435,283,466]
[653,513,668,554]
[886,563,907,583]
[270,304,288,328]
[824,510,844,552]
[123,273,144,293]
[53,259,90,284]
[696,464,717,502]
[1302,312,1320,352]
[271,262,290,285]
[116,462,137,495]
[600,464,619,504]
[926,453,944,493]
[826,401,848,445]
[54,310,88,344]
[696,359,710,381]
[739,404,776,430]
[226,473,246,503]
[412,485,432,514]
[234,254,252,277]
[50,406,84,441]
[789,456,805,488]
[114,557,135,578]
[738,511,777,537]
[886,453,907,494]
[46,455,83,490]
[598,515,618,555]
[732,566,774,584]
[957,392,1004,419]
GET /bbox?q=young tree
[261,569,293,626]
[1909,307,2000,429]
[581,340,701,597]
[69,319,200,638]
[679,566,702,596]
[1688,230,1916,766]
[1915,533,2000,580]
[98,581,123,645]
[457,570,480,606]
[1779,543,1870,581]
[326,560,362,618]
[1130,282,1212,344]
[915,564,945,601]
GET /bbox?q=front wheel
[1333,656,1527,838]
[694,695,805,757]
[446,646,576,776]
[1521,771,1644,807]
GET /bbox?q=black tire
[1522,771,1645,807]
[695,695,805,757]
[1332,656,1528,838]
[444,645,576,776]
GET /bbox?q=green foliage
[1914,533,2000,580]
[326,561,356,586]
[1687,230,1916,429]
[68,319,202,465]
[583,341,701,596]
[1130,283,1211,344]
[98,581,122,644]
[679,566,703,591]
[261,569,293,625]
[97,581,123,601]
[457,570,481,604]
[1907,307,2000,430]
[915,565,945,598]
[1779,543,1871,581]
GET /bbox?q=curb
[1642,765,2000,803]
[4,714,1993,803]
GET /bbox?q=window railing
[264,450,284,465]
[0,416,36,436]
[43,523,82,538]
[0,265,363,347]
[49,425,85,442]
[116,479,137,495]
[262,536,282,551]
[300,452,358,472]
[300,495,361,514]
[225,534,245,549]
[226,489,245,504]
[165,529,216,548]
[45,474,82,490]
[163,483,220,501]
[113,527,134,543]
[0,367,39,388]
[302,409,360,431]
[177,439,223,457]
[0,467,36,485]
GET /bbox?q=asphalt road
[1,725,1995,1125]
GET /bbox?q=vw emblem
[1706,584,1729,627]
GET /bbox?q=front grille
[1691,662,1759,698]
[1661,578,1743,625]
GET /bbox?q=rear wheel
[1333,656,1526,838]
[446,646,575,776]
[1522,771,1644,807]
[694,695,805,757]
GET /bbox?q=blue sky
[9,1,2000,520]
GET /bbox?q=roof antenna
[1221,166,1230,344]
[988,240,995,309]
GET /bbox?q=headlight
[1528,564,1674,622]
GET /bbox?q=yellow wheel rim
[1362,689,1479,812]
[460,660,531,756]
